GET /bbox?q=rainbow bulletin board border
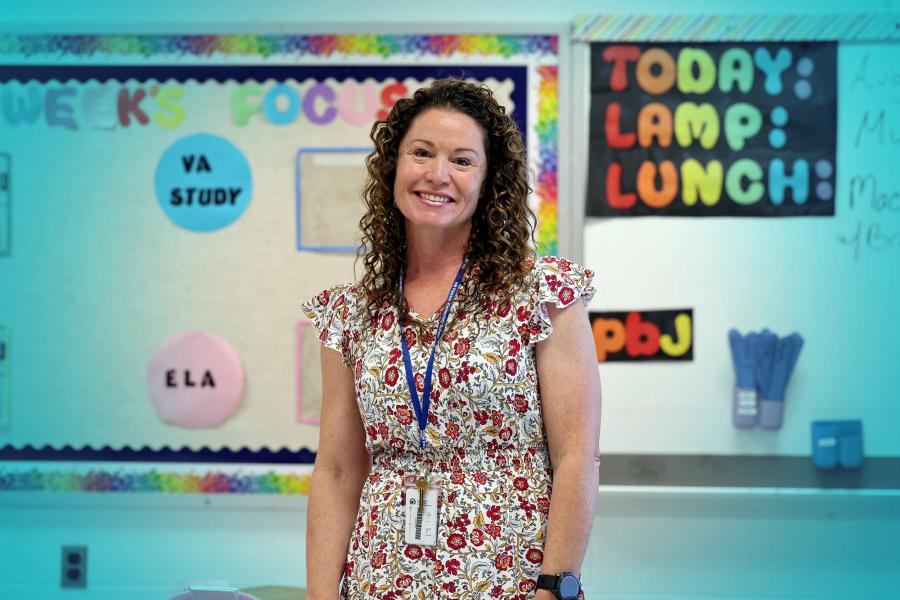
[572,14,900,42]
[0,34,559,254]
[0,445,315,494]
[0,34,558,59]
[0,35,559,493]
[0,467,312,495]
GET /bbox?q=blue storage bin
[811,420,863,469]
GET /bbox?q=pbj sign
[587,43,837,217]
[590,309,693,362]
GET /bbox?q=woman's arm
[306,347,371,600]
[535,301,602,598]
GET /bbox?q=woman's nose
[424,158,450,184]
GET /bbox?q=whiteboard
[578,39,900,458]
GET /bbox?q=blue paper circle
[794,80,812,100]
[769,129,787,149]
[771,106,789,127]
[816,181,833,200]
[815,159,833,179]
[155,133,252,232]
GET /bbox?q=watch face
[559,574,580,599]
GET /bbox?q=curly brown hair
[357,78,536,325]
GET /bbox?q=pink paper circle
[146,331,245,429]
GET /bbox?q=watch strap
[537,574,559,591]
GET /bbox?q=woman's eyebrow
[406,139,480,154]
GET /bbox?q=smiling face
[393,108,488,238]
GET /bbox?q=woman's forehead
[403,108,486,153]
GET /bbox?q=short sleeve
[529,256,596,344]
[300,283,355,367]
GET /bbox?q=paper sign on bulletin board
[296,147,373,252]
[0,34,561,492]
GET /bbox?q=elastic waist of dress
[372,443,550,474]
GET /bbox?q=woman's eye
[412,148,430,158]
[455,158,472,167]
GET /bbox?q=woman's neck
[404,222,470,280]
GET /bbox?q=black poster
[589,309,693,363]
[587,42,837,217]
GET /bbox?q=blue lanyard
[398,261,466,450]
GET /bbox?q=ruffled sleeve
[301,283,355,367]
[529,256,596,344]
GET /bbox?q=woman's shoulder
[526,254,596,308]
[301,281,361,319]
[300,282,361,367]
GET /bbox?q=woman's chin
[404,215,471,235]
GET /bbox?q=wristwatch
[537,572,581,599]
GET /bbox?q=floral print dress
[302,256,595,599]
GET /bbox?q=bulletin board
[572,14,900,486]
[0,33,560,493]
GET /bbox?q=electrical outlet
[60,545,87,588]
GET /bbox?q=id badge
[403,475,440,547]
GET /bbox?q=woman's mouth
[416,191,454,205]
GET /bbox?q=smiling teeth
[421,193,450,203]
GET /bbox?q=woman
[303,79,601,600]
